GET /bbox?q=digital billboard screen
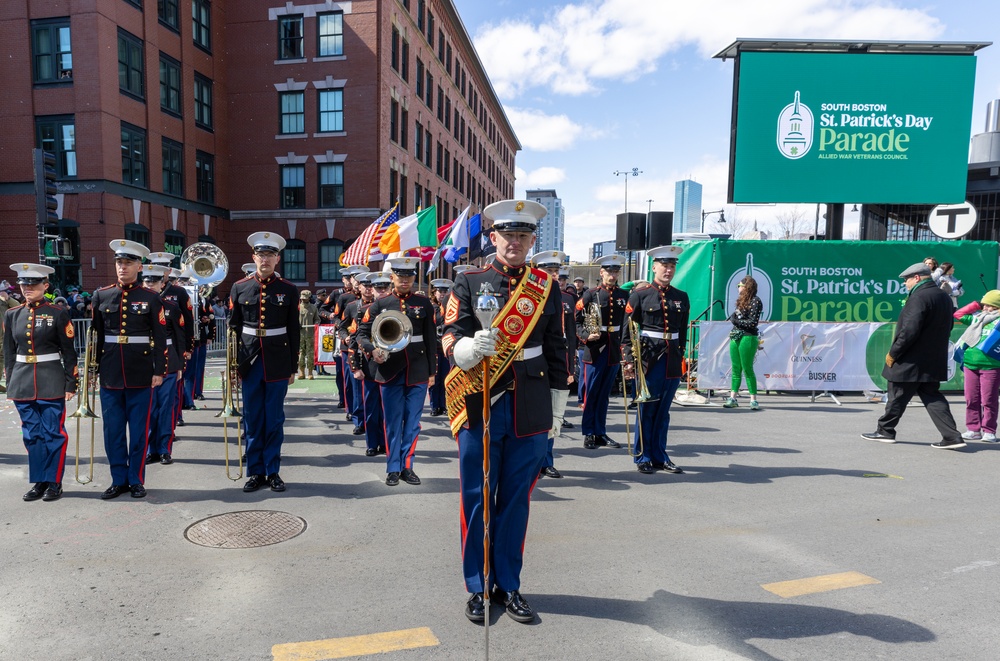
[729,51,977,204]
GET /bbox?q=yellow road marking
[762,571,881,598]
[272,627,440,661]
[862,473,903,479]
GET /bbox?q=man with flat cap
[862,262,965,449]
[229,232,300,492]
[443,199,568,624]
[92,240,168,499]
[4,262,77,501]
[429,278,454,416]
[622,245,690,474]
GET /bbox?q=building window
[319,239,343,280]
[159,54,182,115]
[279,91,305,134]
[319,163,344,208]
[318,89,343,132]
[36,116,76,179]
[416,59,424,99]
[436,142,442,176]
[400,174,408,213]
[31,18,72,84]
[400,108,408,151]
[117,29,144,99]
[417,0,425,31]
[162,138,183,196]
[391,28,399,72]
[424,127,431,166]
[192,0,211,52]
[195,151,214,203]
[390,99,398,143]
[281,165,305,208]
[318,12,343,57]
[389,169,398,205]
[158,0,179,29]
[124,0,142,9]
[125,223,151,249]
[278,15,304,60]
[427,11,434,46]
[194,73,213,129]
[164,230,185,260]
[401,39,409,81]
[415,121,423,159]
[445,97,451,129]
[282,239,306,281]
[437,87,443,122]
[121,123,147,188]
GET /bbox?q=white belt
[16,353,60,363]
[243,326,287,337]
[410,335,424,343]
[599,325,618,332]
[166,339,173,345]
[105,335,150,344]
[641,330,679,340]
[513,346,543,361]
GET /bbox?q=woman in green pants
[724,276,763,410]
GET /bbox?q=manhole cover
[184,510,306,549]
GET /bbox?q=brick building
[0,0,518,294]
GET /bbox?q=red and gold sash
[444,268,551,436]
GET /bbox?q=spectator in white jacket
[933,262,964,308]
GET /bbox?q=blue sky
[451,0,1000,262]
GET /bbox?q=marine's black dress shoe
[243,474,266,492]
[653,461,684,474]
[176,419,185,427]
[23,482,47,502]
[145,453,162,465]
[584,434,599,449]
[129,483,146,498]
[376,446,386,455]
[195,394,205,401]
[400,468,421,485]
[101,484,129,500]
[42,484,63,501]
[540,466,562,478]
[385,472,400,486]
[352,424,365,435]
[432,407,446,416]
[637,462,656,474]
[465,593,485,623]
[365,448,378,457]
[491,589,535,623]
[561,421,574,429]
[160,453,173,465]
[268,474,286,492]
[599,434,621,449]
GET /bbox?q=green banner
[731,52,977,203]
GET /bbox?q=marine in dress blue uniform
[92,241,168,499]
[348,273,386,456]
[3,263,78,502]
[333,266,365,419]
[577,254,628,449]
[622,246,690,475]
[428,278,454,416]
[229,232,300,493]
[358,258,436,486]
[443,200,568,624]
[140,265,185,466]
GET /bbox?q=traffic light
[33,148,59,226]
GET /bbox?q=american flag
[340,203,399,266]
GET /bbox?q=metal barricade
[206,318,229,360]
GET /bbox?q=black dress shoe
[267,474,286,492]
[243,474,266,492]
[176,419,185,427]
[465,593,485,623]
[432,408,446,416]
[101,484,129,500]
[385,472,400,486]
[365,448,378,457]
[145,453,161,465]
[540,466,562,478]
[352,424,365,435]
[183,405,197,411]
[345,413,353,421]
[195,394,206,401]
[376,446,386,455]
[160,454,173,465]
[584,435,599,449]
[42,484,63,501]
[337,401,345,408]
[561,421,574,429]
[492,589,535,623]
[654,461,684,474]
[600,434,621,449]
[129,483,147,498]
[637,462,656,474]
[860,431,897,443]
[23,482,47,502]
[400,469,421,485]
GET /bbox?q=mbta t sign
[928,202,977,239]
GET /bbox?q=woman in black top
[724,276,763,410]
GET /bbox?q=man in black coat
[862,262,965,449]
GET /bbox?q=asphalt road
[1,372,998,660]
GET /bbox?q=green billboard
[730,52,977,204]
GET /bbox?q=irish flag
[378,206,438,254]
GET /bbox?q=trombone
[69,327,99,484]
[216,328,244,481]
[621,319,657,458]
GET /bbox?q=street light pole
[701,209,726,234]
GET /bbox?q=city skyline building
[525,188,564,254]
[674,179,702,234]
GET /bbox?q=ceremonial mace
[475,284,500,658]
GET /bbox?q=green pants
[729,335,759,395]
[298,334,315,371]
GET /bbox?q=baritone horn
[622,318,658,458]
[69,326,99,484]
[216,328,244,481]
[372,309,413,354]
[583,302,602,337]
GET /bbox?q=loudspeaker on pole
[645,211,673,249]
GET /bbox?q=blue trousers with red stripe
[379,372,426,474]
[100,386,153,486]
[341,352,355,413]
[429,351,449,410]
[348,366,364,426]
[458,393,547,594]
[632,356,682,466]
[147,373,178,456]
[241,358,289,477]
[582,349,619,436]
[15,399,69,484]
[363,379,386,451]
[334,354,346,406]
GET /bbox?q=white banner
[315,324,340,365]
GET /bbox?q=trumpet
[216,328,244,481]
[372,309,413,354]
[69,327,99,484]
[621,319,658,458]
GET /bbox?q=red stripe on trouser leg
[55,403,70,483]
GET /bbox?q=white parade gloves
[453,328,499,370]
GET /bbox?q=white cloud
[504,107,587,151]
[516,166,567,188]
[474,0,944,98]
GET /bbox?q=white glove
[453,329,499,370]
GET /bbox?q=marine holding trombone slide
[621,245,690,475]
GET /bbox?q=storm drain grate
[184,510,306,549]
